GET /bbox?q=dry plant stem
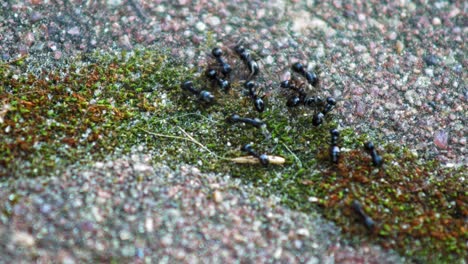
[139,127,222,159]
[282,142,302,168]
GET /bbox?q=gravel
[0,0,466,262]
[0,155,403,263]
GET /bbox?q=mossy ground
[0,48,466,263]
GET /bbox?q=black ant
[291,62,319,87]
[280,77,335,126]
[244,81,265,112]
[241,143,269,166]
[234,44,259,79]
[228,114,265,128]
[280,78,308,107]
[181,81,214,103]
[280,77,325,108]
[330,129,340,164]
[322,97,336,114]
[312,97,337,126]
[206,68,230,92]
[364,141,384,167]
[211,47,232,77]
[351,200,376,231]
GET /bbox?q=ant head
[234,43,246,54]
[221,64,232,75]
[292,62,304,73]
[326,97,337,105]
[241,143,253,152]
[286,96,301,107]
[212,47,223,58]
[330,128,339,136]
[229,114,240,122]
[254,98,265,113]
[364,141,375,151]
[280,80,290,88]
[206,69,217,79]
[181,81,193,90]
[218,79,230,91]
[199,90,215,103]
[244,80,256,90]
[312,112,324,126]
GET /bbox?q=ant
[181,81,214,103]
[312,97,337,126]
[211,47,232,77]
[281,80,326,108]
[244,81,265,112]
[280,78,308,107]
[234,44,259,79]
[364,141,384,167]
[241,143,269,166]
[291,62,319,87]
[280,77,336,126]
[351,200,376,231]
[206,68,230,92]
[330,129,340,164]
[228,114,265,128]
[322,97,336,114]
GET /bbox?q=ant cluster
[180,41,386,230]
[181,42,272,165]
[280,62,336,126]
[180,42,384,170]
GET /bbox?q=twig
[176,126,216,157]
[152,113,218,124]
[282,142,302,168]
[139,127,223,160]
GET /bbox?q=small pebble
[119,229,132,241]
[195,21,206,32]
[395,40,404,54]
[161,234,173,247]
[423,54,440,66]
[40,204,52,214]
[213,190,223,203]
[12,232,35,247]
[459,137,466,146]
[207,16,220,26]
[67,26,80,35]
[296,228,310,237]
[434,130,449,149]
[30,11,43,22]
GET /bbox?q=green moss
[0,47,466,263]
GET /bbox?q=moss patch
[0,48,466,263]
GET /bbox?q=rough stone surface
[0,157,403,263]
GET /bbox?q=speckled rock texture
[0,0,466,262]
[0,156,403,263]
